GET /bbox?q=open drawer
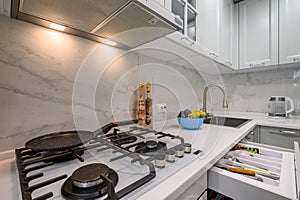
[208,142,300,200]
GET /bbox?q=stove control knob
[155,153,166,168]
[175,145,184,158]
[165,149,176,162]
[182,143,192,153]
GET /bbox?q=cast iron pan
[25,120,137,152]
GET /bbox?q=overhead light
[104,40,117,46]
[49,23,65,31]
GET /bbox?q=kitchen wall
[1,15,299,152]
[0,16,205,151]
[206,67,300,114]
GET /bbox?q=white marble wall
[0,16,99,151]
[0,16,205,151]
[1,15,299,152]
[206,67,300,114]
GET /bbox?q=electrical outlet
[294,71,300,79]
[157,103,167,113]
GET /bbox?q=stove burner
[72,163,110,188]
[61,163,118,200]
[108,129,137,145]
[135,141,166,154]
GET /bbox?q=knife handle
[227,166,255,176]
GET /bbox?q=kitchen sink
[203,116,252,128]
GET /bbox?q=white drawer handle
[293,57,300,62]
[249,62,265,67]
[226,61,232,66]
[180,37,195,45]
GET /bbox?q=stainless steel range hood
[11,0,183,49]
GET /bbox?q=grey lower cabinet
[243,126,300,150]
[242,126,260,143]
[260,126,300,149]
[176,172,207,200]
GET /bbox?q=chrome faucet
[202,84,228,118]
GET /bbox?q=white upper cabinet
[239,0,278,69]
[279,0,300,64]
[199,0,238,69]
[170,0,198,42]
[219,0,238,68]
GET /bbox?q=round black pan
[25,120,137,151]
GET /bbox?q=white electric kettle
[268,96,294,118]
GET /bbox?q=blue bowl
[177,117,204,130]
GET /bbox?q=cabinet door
[199,0,220,57]
[199,0,238,69]
[219,0,238,69]
[176,172,207,200]
[279,0,300,64]
[239,0,278,69]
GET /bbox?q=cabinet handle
[293,57,300,62]
[248,62,265,67]
[180,37,195,45]
[287,56,300,63]
[209,52,219,59]
[226,61,232,66]
[268,130,299,137]
[283,130,297,135]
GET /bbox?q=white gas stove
[15,123,202,200]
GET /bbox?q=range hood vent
[11,0,183,49]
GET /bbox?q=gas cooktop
[15,123,202,200]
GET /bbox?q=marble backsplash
[0,16,205,151]
[205,67,300,114]
[1,15,300,152]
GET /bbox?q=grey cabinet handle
[268,130,299,137]
[283,130,297,134]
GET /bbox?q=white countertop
[1,112,300,200]
[138,112,300,200]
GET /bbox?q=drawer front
[260,126,300,149]
[208,169,289,200]
[294,142,300,199]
